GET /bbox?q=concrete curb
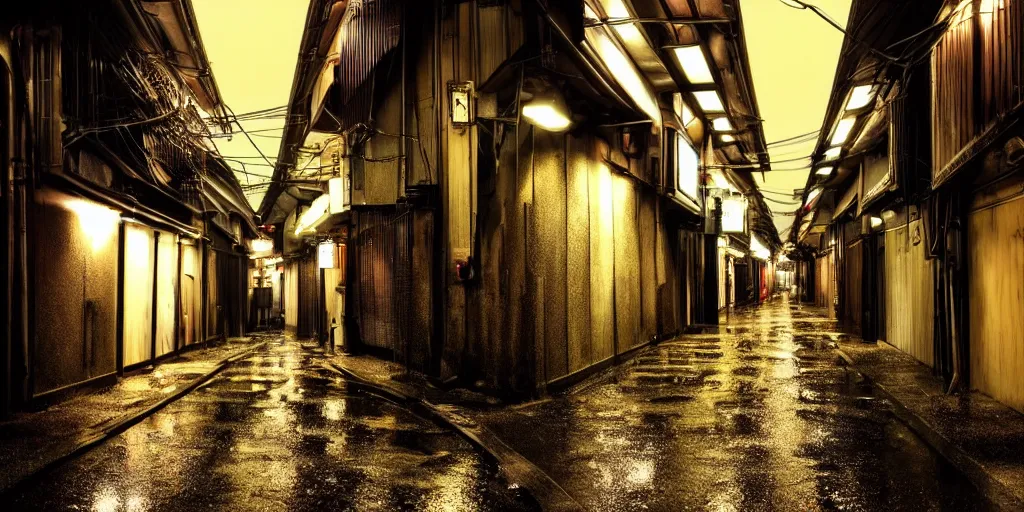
[324,362,585,512]
[835,348,1024,511]
[1,341,268,495]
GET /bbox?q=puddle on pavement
[3,342,538,512]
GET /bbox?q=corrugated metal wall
[884,219,935,366]
[354,209,413,357]
[968,194,1024,413]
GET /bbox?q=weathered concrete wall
[32,188,119,395]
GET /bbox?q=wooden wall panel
[284,261,299,331]
[883,220,935,366]
[844,240,863,334]
[931,8,975,180]
[639,193,658,342]
[968,195,1024,413]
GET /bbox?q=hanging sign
[318,241,336,269]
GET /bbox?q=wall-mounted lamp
[522,84,572,132]
[844,84,877,111]
[870,216,883,229]
[693,90,725,113]
[711,117,734,132]
[830,117,856,146]
[672,45,715,85]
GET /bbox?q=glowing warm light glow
[693,90,725,112]
[824,147,842,160]
[815,166,834,176]
[522,103,572,132]
[711,117,734,131]
[294,194,330,236]
[677,134,700,199]
[673,46,715,85]
[587,23,662,126]
[870,216,883,229]
[250,238,273,253]
[720,134,736,143]
[66,199,120,251]
[722,197,747,233]
[830,117,856,146]
[750,235,771,260]
[844,84,876,111]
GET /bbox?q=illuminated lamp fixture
[844,84,877,111]
[815,166,833,176]
[870,216,883,229]
[881,209,897,221]
[250,238,273,253]
[720,134,736,143]
[711,117,734,132]
[522,84,572,132]
[294,194,330,236]
[805,187,821,205]
[830,117,856,146]
[672,45,715,85]
[824,147,842,161]
[693,90,725,113]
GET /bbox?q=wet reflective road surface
[3,339,537,511]
[480,295,996,511]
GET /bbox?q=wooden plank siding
[932,0,1024,183]
[815,253,836,319]
[883,219,935,367]
[843,239,864,335]
[968,194,1024,413]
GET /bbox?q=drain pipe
[946,216,962,394]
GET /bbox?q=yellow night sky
[743,0,852,239]
[192,0,310,208]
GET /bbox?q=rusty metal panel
[884,219,935,367]
[968,194,1024,413]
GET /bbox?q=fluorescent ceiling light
[845,84,876,111]
[815,166,833,176]
[672,46,715,85]
[523,103,572,132]
[587,25,662,125]
[806,187,821,204]
[693,90,725,112]
[294,194,331,236]
[830,117,856,146]
[711,117,734,132]
[824,147,842,160]
[720,134,736,143]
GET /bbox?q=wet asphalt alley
[478,295,995,511]
[2,339,536,511]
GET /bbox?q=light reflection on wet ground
[479,295,995,511]
[3,339,536,511]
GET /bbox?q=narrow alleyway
[477,295,995,511]
[1,340,537,511]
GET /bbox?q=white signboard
[677,133,699,200]
[721,197,746,233]
[318,241,335,269]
